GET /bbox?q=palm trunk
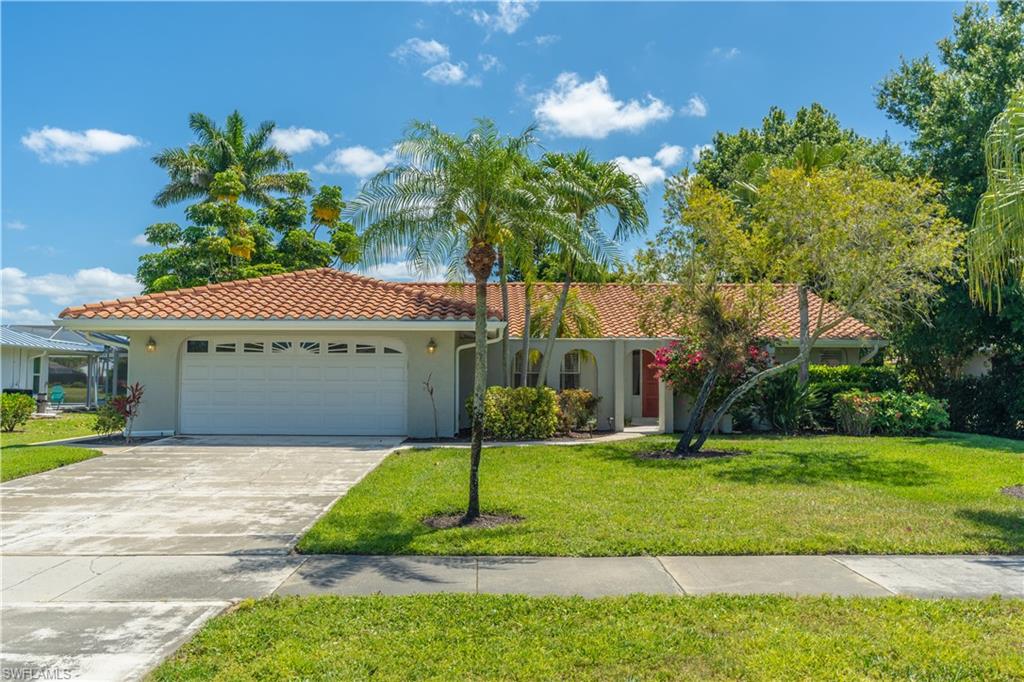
[674,364,719,455]
[464,276,489,523]
[520,280,533,386]
[797,285,810,386]
[499,251,511,386]
[536,272,571,387]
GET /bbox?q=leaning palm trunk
[520,280,533,386]
[466,276,489,522]
[499,251,512,386]
[674,364,720,455]
[536,272,572,386]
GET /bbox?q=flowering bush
[651,340,772,410]
[832,390,881,436]
[557,389,600,433]
[833,389,949,436]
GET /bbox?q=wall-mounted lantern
[426,338,438,354]
[145,337,157,353]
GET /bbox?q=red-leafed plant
[110,382,145,443]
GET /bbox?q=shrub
[933,355,1024,439]
[482,386,559,440]
[557,389,600,433]
[807,364,901,427]
[1,393,36,432]
[874,391,950,436]
[832,390,881,436]
[93,403,126,436]
[752,367,823,434]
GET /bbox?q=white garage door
[179,337,407,435]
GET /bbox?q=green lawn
[1,413,101,482]
[299,433,1024,556]
[150,594,1024,681]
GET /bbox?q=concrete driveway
[1,435,400,681]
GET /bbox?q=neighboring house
[0,325,129,407]
[58,268,883,437]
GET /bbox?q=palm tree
[532,150,648,386]
[350,119,552,523]
[530,288,600,338]
[152,111,306,208]
[968,87,1024,310]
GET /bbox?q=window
[187,340,209,354]
[631,350,641,396]
[243,342,265,353]
[271,341,292,353]
[513,351,542,387]
[560,351,581,390]
[299,341,320,355]
[820,350,844,366]
[356,344,376,354]
[327,342,348,354]
[383,346,401,354]
[32,356,41,394]
[215,342,236,353]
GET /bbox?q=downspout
[453,323,506,436]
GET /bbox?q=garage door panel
[180,339,407,435]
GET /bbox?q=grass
[1,413,101,481]
[150,594,1024,681]
[299,433,1024,556]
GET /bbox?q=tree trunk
[797,285,810,386]
[464,276,489,523]
[674,364,719,455]
[536,272,572,387]
[520,280,533,386]
[499,251,511,386]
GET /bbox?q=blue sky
[2,1,959,324]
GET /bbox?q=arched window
[560,351,581,390]
[513,350,542,387]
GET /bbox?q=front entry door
[641,350,659,418]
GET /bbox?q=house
[57,268,882,437]
[0,325,129,407]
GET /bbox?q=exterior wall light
[426,338,437,354]
[145,337,157,353]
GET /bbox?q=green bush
[93,403,126,436]
[807,364,901,427]
[832,390,882,436]
[557,389,600,433]
[752,367,822,434]
[1,393,36,432]
[483,386,559,440]
[874,391,950,436]
[934,355,1024,440]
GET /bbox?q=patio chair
[49,385,65,408]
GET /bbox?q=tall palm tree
[968,87,1024,310]
[532,150,648,385]
[152,111,305,208]
[350,119,553,522]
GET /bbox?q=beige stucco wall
[124,329,458,438]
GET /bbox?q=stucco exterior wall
[124,329,458,438]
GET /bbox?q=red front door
[641,350,659,418]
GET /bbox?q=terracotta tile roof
[410,282,881,341]
[58,268,500,322]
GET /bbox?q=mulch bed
[635,449,742,460]
[423,513,524,530]
[68,435,164,446]
[1000,485,1024,500]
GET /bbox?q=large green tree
[350,119,560,523]
[876,0,1024,384]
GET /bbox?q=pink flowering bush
[651,339,772,410]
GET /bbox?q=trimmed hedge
[807,365,901,427]
[483,386,560,441]
[933,355,1024,440]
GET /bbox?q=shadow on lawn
[914,432,1024,454]
[956,509,1024,553]
[712,450,936,487]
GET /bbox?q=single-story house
[58,268,883,437]
[0,325,128,407]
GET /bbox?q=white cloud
[1,267,141,307]
[391,38,450,64]
[361,260,445,282]
[132,234,150,247]
[469,0,537,35]
[522,34,560,47]
[654,144,685,168]
[533,72,673,139]
[269,127,330,154]
[692,143,714,162]
[423,61,478,86]
[613,155,666,186]
[0,307,55,325]
[478,53,502,72]
[682,94,708,118]
[711,47,741,60]
[21,127,142,164]
[315,146,398,178]
[4,220,27,231]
